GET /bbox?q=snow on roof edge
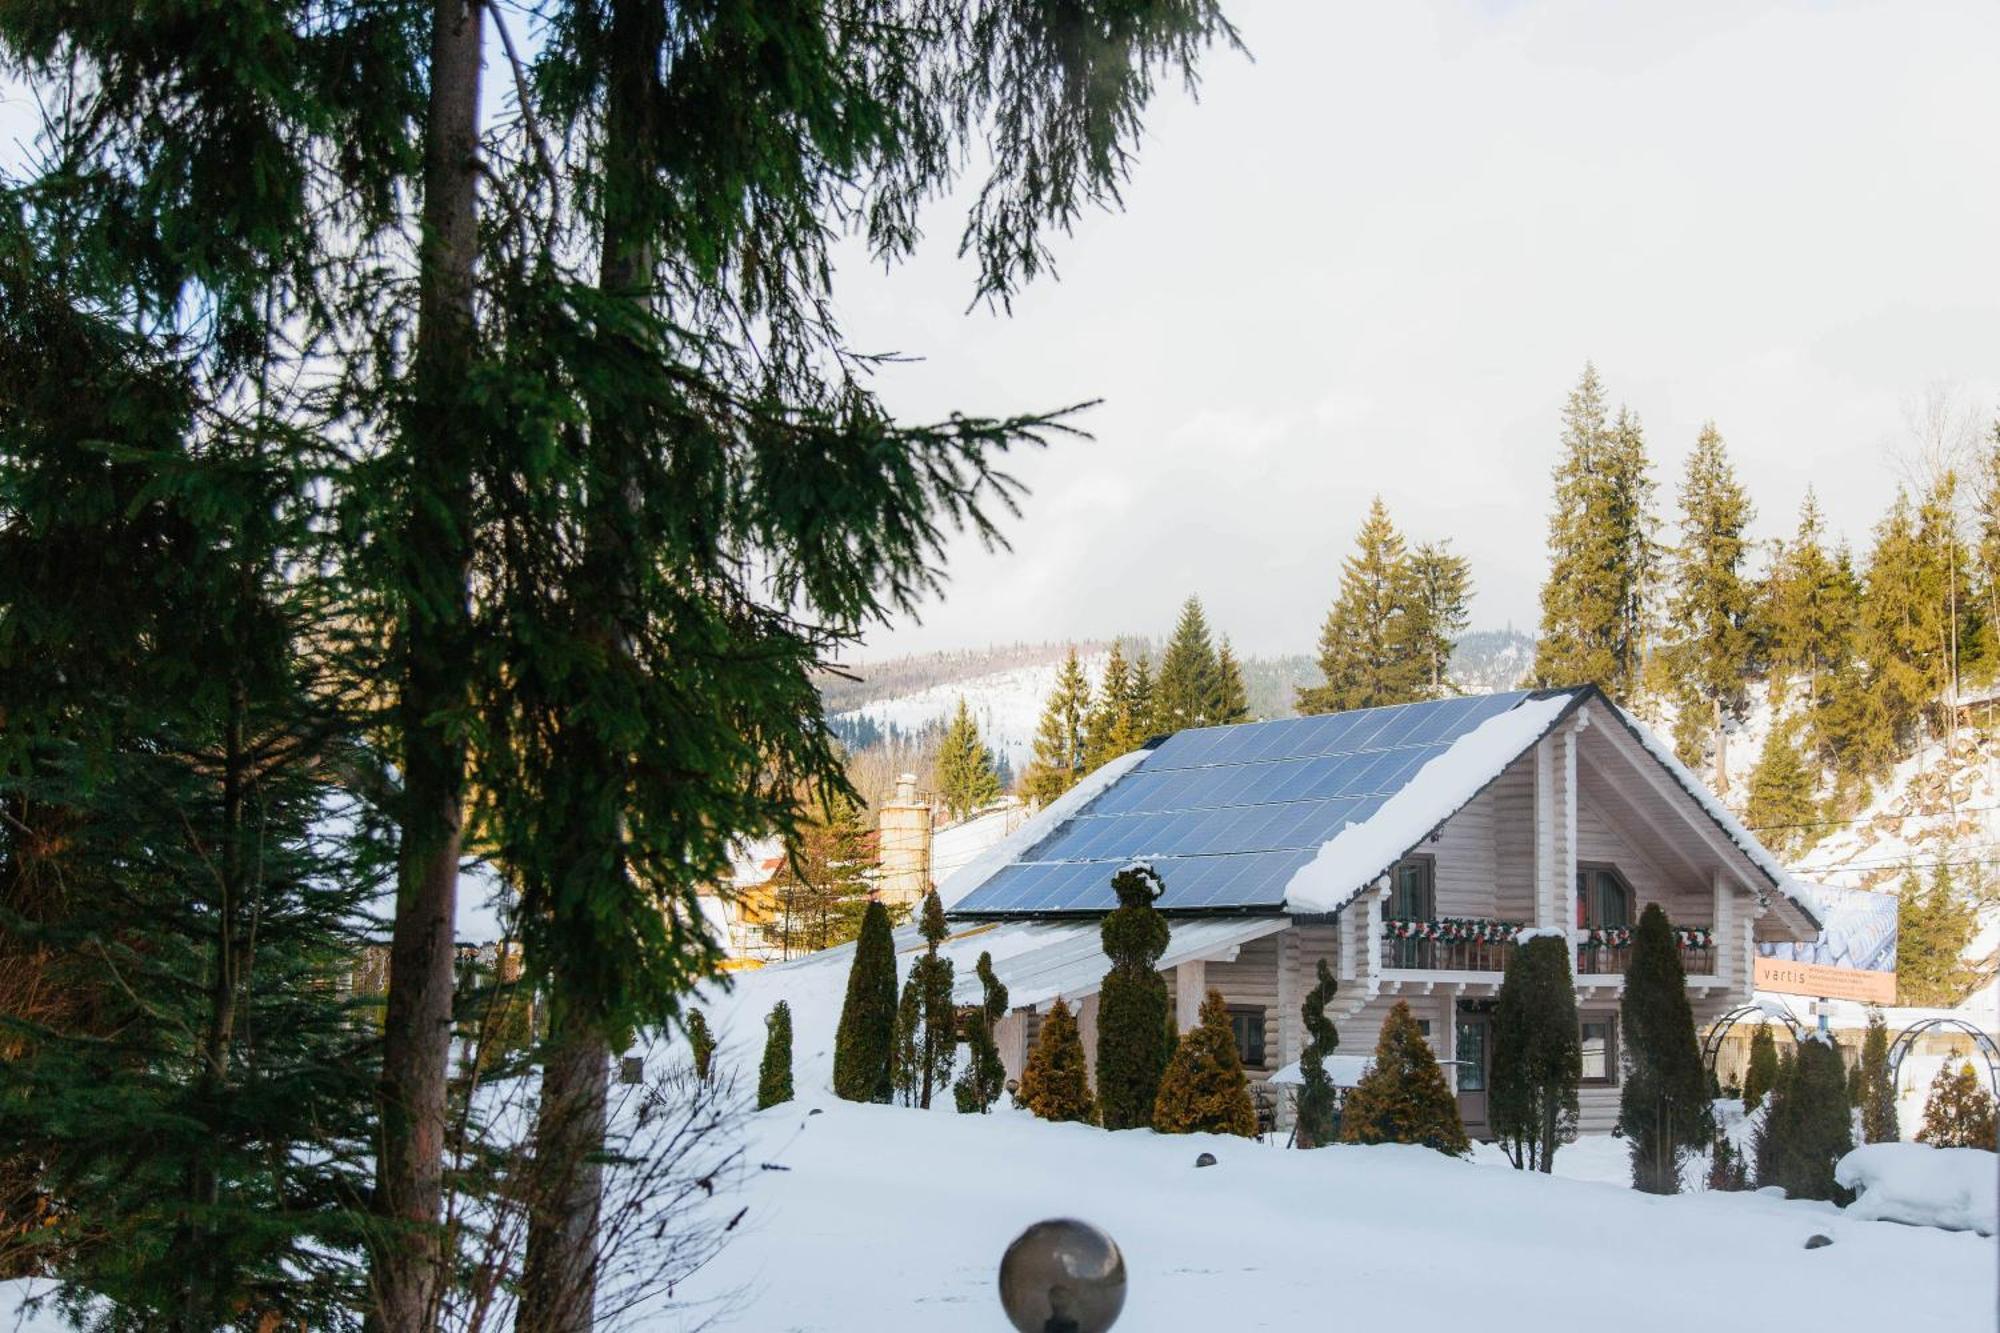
[938,747,1152,909]
[1281,690,1584,915]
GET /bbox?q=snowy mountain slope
[831,649,1111,775]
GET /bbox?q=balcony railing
[1576,925,1717,977]
[1379,917,1521,973]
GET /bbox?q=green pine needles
[1294,960,1340,1149]
[1753,1038,1854,1200]
[1340,1001,1469,1157]
[833,901,899,1103]
[1619,905,1714,1193]
[1858,1008,1899,1143]
[1095,863,1174,1130]
[936,698,1003,820]
[1742,1024,1779,1111]
[1490,933,1581,1172]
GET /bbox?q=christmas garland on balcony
[1381,916,1523,944]
[1578,925,1716,951]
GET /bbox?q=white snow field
[4,1103,1990,1331]
[1837,1142,1999,1235]
[660,1098,1990,1332]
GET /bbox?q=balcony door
[1389,857,1435,967]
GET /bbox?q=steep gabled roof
[947,686,1822,931]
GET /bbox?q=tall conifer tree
[1096,863,1173,1129]
[1535,367,1657,699]
[1664,424,1754,785]
[1023,648,1093,804]
[1214,637,1251,724]
[936,698,1002,820]
[1619,905,1713,1193]
[833,901,899,1103]
[1408,541,1473,698]
[1858,1008,1900,1144]
[1156,596,1223,729]
[1299,497,1424,713]
[913,890,958,1109]
[1085,640,1145,769]
[1743,722,1820,859]
[1490,934,1582,1172]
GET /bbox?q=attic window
[1388,856,1435,920]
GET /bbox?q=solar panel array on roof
[951,690,1548,915]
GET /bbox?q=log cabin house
[938,686,1823,1138]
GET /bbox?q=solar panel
[951,690,1550,915]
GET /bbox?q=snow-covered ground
[832,650,1111,776]
[651,1100,1989,1330]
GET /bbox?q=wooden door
[1455,1011,1491,1139]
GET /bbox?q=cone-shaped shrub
[1490,932,1581,1172]
[1153,990,1257,1136]
[1755,1036,1853,1200]
[757,1001,795,1109]
[1294,960,1340,1149]
[954,951,1009,1113]
[1019,997,1095,1124]
[1918,1061,1998,1148]
[1859,1009,1899,1143]
[1706,1130,1748,1191]
[892,974,923,1106]
[1741,1023,1778,1111]
[833,899,899,1102]
[687,1008,716,1082]
[915,890,957,1108]
[1096,862,1173,1129]
[1619,904,1713,1193]
[1340,1000,1470,1156]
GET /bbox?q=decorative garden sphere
[997,1218,1127,1333]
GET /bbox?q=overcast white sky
[831,0,2000,658]
[4,1,1995,661]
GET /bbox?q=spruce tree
[1023,648,1093,804]
[687,1009,717,1082]
[1619,904,1714,1193]
[954,952,1010,1114]
[1298,497,1425,714]
[1743,722,1820,859]
[1707,1131,1749,1192]
[1294,960,1341,1149]
[1755,1037,1854,1200]
[1156,596,1223,729]
[1085,639,1145,769]
[913,890,958,1109]
[1896,863,1978,1006]
[1859,1009,1900,1143]
[1535,366,1658,699]
[1214,637,1252,724]
[833,901,899,1103]
[1917,1061,1997,1148]
[936,697,1002,820]
[1095,863,1174,1130]
[1490,934,1582,1172]
[1019,997,1095,1124]
[1153,991,1258,1137]
[1663,424,1754,785]
[1742,1023,1780,1112]
[1408,541,1474,699]
[1339,1001,1470,1156]
[1765,491,1859,719]
[1857,491,1948,771]
[757,1002,795,1110]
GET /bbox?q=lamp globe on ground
[998,1218,1127,1333]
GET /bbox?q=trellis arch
[1887,1017,2000,1096]
[1702,1002,1809,1078]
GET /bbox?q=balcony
[1379,917,1522,974]
[1576,924,1717,977]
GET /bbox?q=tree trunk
[515,1015,608,1333]
[372,2,482,1329]
[515,1,662,1325]
[1711,696,1728,794]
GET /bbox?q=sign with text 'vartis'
[1754,881,1897,1003]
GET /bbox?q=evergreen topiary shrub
[1620,904,1713,1193]
[1339,1001,1469,1157]
[1019,996,1095,1124]
[1490,932,1581,1172]
[1917,1061,1998,1148]
[892,974,923,1106]
[954,951,1009,1113]
[1095,862,1173,1130]
[1848,1012,1896,1136]
[1756,1037,1854,1200]
[757,1002,795,1110]
[1153,990,1257,1137]
[1294,960,1340,1149]
[914,890,958,1108]
[1742,1023,1778,1111]
[833,899,899,1103]
[687,1008,716,1082]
